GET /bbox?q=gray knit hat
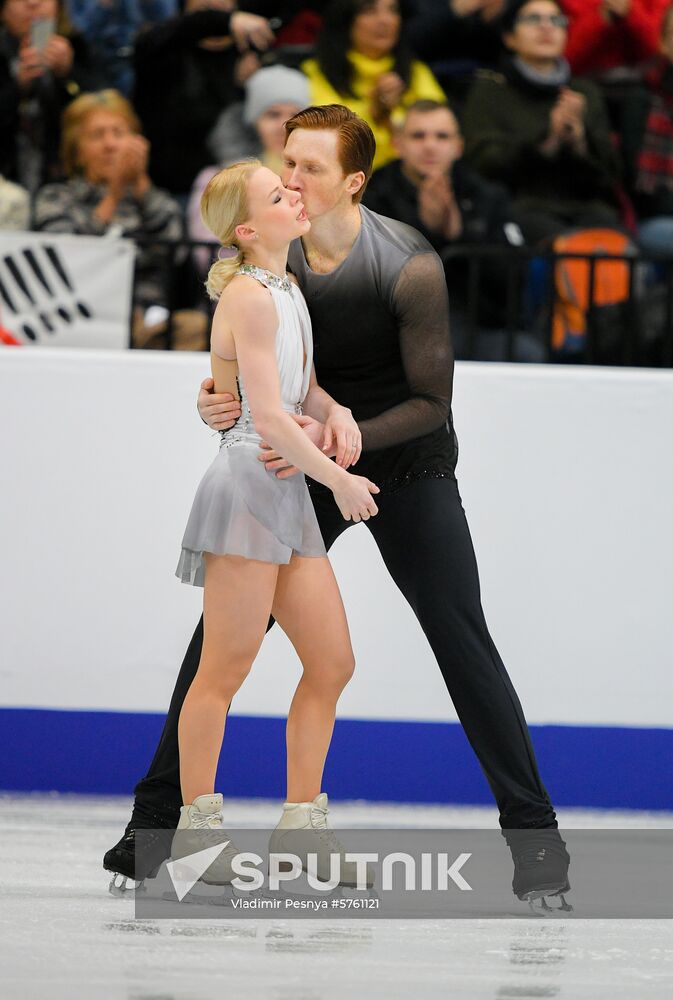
[243,66,311,126]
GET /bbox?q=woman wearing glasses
[461,0,621,244]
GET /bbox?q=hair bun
[205,252,241,301]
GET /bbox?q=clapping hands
[371,72,406,121]
[106,134,151,198]
[543,88,587,154]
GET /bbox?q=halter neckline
[237,263,292,293]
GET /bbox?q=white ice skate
[268,792,374,888]
[170,793,242,892]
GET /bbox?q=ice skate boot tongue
[270,793,374,888]
[172,793,241,885]
[180,794,223,826]
[278,791,329,830]
[311,792,329,818]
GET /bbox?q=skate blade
[524,891,573,916]
[108,872,157,898]
[160,881,239,906]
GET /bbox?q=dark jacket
[363,156,512,252]
[0,26,100,190]
[133,10,242,195]
[462,56,620,211]
[408,7,503,71]
[363,158,517,326]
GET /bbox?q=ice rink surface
[1,796,672,1000]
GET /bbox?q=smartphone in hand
[30,17,55,52]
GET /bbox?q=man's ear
[347,171,367,197]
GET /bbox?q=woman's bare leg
[272,555,355,802]
[178,552,279,805]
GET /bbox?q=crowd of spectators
[2,0,673,359]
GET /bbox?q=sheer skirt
[175,439,326,586]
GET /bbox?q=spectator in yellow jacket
[301,0,446,169]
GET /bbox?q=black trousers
[134,474,557,830]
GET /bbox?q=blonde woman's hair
[201,159,262,300]
[61,90,141,178]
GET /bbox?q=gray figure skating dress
[176,264,327,586]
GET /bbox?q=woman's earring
[254,233,259,240]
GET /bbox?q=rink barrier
[2,353,671,810]
[440,243,673,367]
[133,237,673,365]
[1,708,671,810]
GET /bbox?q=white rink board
[1,347,672,727]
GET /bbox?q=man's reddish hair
[284,104,376,203]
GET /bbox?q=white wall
[1,347,671,727]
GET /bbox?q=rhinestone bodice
[237,263,293,293]
[219,265,313,449]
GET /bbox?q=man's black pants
[134,475,557,830]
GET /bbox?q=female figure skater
[172,159,380,886]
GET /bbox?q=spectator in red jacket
[561,0,670,77]
[621,3,673,251]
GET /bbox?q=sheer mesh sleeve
[358,252,454,452]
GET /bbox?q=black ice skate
[104,811,176,896]
[503,828,573,915]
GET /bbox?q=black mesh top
[287,206,458,492]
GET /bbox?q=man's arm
[357,252,454,452]
[303,364,341,423]
[623,0,664,59]
[562,0,609,71]
[303,363,362,468]
[197,379,241,429]
[198,253,454,461]
[134,9,273,58]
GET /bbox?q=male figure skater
[105,105,570,908]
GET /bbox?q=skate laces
[190,809,224,830]
[517,846,549,869]
[515,840,567,869]
[310,804,345,853]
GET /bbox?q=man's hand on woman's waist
[196,378,339,479]
[197,377,241,430]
